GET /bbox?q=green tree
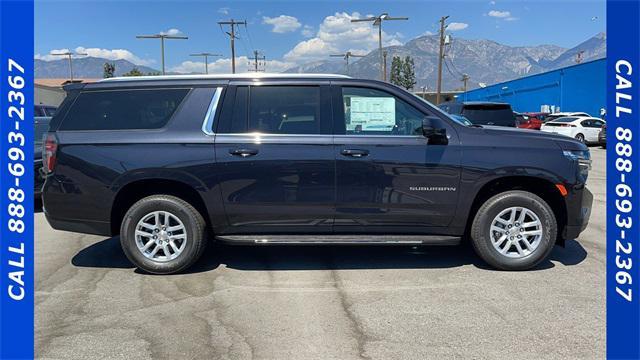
[402,56,417,90]
[122,67,144,77]
[389,56,403,87]
[103,62,115,78]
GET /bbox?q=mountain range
[35,32,605,91]
[285,32,606,90]
[34,57,159,79]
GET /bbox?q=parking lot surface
[35,148,606,360]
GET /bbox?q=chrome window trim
[213,132,422,139]
[202,87,223,136]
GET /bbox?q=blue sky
[35,0,605,73]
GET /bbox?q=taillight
[43,133,58,174]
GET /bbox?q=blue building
[460,58,606,117]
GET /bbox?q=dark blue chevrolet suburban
[42,74,593,274]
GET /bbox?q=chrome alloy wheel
[489,207,543,258]
[135,211,187,262]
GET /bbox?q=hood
[479,125,588,151]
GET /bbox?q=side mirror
[422,116,448,145]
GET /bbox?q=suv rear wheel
[120,195,207,274]
[470,190,557,270]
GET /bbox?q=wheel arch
[110,178,210,236]
[465,175,568,245]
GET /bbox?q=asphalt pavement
[35,147,606,360]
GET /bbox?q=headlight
[563,150,592,171]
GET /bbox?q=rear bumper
[44,210,111,236]
[598,134,606,146]
[34,159,44,196]
[562,187,593,240]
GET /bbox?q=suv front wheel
[120,195,207,274]
[470,190,557,270]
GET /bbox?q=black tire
[470,190,557,270]
[575,133,585,143]
[120,195,207,274]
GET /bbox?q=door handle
[340,149,369,158]
[229,148,259,157]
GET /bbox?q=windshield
[461,105,516,127]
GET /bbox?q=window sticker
[347,97,396,132]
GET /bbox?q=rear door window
[248,86,321,134]
[60,88,190,131]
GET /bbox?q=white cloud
[160,28,183,36]
[74,47,154,65]
[170,56,296,74]
[284,38,337,62]
[505,16,519,21]
[488,10,511,18]
[421,30,434,36]
[284,12,403,62]
[35,48,70,61]
[301,25,314,38]
[262,15,302,33]
[447,22,469,31]
[218,7,229,15]
[489,0,496,4]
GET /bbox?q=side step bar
[215,235,461,246]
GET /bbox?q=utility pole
[190,53,222,74]
[351,13,408,81]
[136,33,188,75]
[436,15,449,105]
[461,74,469,92]
[330,51,365,75]
[248,50,266,72]
[383,51,388,81]
[218,19,247,73]
[461,74,470,102]
[50,50,88,82]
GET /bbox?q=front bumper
[563,186,593,240]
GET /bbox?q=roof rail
[99,73,352,83]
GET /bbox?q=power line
[248,50,266,72]
[136,33,188,75]
[218,19,247,73]
[351,13,408,81]
[436,15,449,104]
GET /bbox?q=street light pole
[351,13,408,81]
[190,53,223,74]
[50,51,88,82]
[136,33,189,75]
[330,51,365,76]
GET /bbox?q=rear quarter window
[59,88,190,131]
[462,105,515,126]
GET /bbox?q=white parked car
[540,116,606,144]
[544,112,591,123]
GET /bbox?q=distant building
[413,90,463,104]
[35,79,98,107]
[459,58,606,117]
